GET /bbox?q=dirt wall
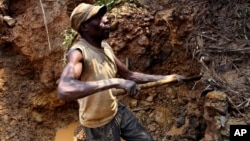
[3,0,247,140]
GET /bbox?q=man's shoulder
[71,39,86,47]
[101,41,111,48]
[69,39,87,53]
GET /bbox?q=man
[58,3,184,141]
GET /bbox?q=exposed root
[39,0,51,51]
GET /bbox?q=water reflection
[55,122,80,141]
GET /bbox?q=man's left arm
[114,56,184,84]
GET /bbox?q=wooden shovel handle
[113,75,202,96]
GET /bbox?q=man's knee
[142,132,154,141]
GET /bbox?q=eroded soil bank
[0,0,249,141]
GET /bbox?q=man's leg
[117,102,153,141]
[74,102,153,141]
[77,117,121,141]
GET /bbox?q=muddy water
[55,122,80,141]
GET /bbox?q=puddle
[55,122,80,141]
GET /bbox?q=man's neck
[83,36,102,48]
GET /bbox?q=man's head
[70,3,110,40]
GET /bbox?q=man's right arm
[57,49,139,101]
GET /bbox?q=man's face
[83,12,110,39]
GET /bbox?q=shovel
[113,75,202,96]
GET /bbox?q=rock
[129,99,138,108]
[3,16,16,27]
[167,125,185,136]
[137,35,149,46]
[110,20,119,31]
[154,8,174,26]
[201,91,229,141]
[154,106,174,127]
[3,115,9,124]
[204,91,228,114]
[147,124,156,132]
[32,111,43,123]
[165,87,177,99]
[139,100,153,106]
[146,95,154,102]
[176,116,185,128]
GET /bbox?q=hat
[70,3,107,32]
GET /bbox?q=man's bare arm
[57,49,139,101]
[114,56,184,83]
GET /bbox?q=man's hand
[162,74,185,85]
[174,74,185,84]
[117,79,141,96]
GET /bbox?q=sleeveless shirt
[70,38,118,128]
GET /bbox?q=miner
[57,2,184,140]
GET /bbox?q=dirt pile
[186,0,250,140]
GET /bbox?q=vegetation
[61,29,77,64]
[95,0,115,10]
[61,29,77,50]
[94,0,139,10]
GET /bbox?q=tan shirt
[70,39,118,128]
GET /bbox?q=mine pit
[0,0,249,141]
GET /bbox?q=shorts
[74,102,153,141]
